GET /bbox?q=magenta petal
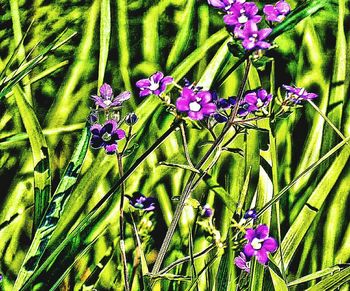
[306,93,318,99]
[276,1,290,14]
[188,111,204,120]
[162,76,174,85]
[151,71,164,83]
[258,28,272,40]
[115,91,131,103]
[224,15,238,26]
[245,92,258,104]
[263,5,275,15]
[140,89,152,97]
[263,237,278,253]
[136,79,151,88]
[255,224,269,239]
[103,120,118,134]
[242,39,256,50]
[90,124,102,135]
[245,228,256,241]
[257,41,271,49]
[243,243,255,257]
[256,249,269,264]
[197,91,212,103]
[105,144,118,154]
[245,2,259,15]
[201,104,217,115]
[181,87,195,99]
[115,129,126,140]
[245,20,258,35]
[176,98,190,111]
[100,83,113,98]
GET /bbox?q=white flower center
[149,80,160,91]
[103,100,112,106]
[238,15,248,24]
[256,98,264,107]
[189,102,201,112]
[251,238,263,250]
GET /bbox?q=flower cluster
[136,71,173,97]
[208,0,291,51]
[235,224,278,272]
[282,85,318,104]
[89,83,134,154]
[126,192,158,211]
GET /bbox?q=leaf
[269,267,288,291]
[306,266,350,291]
[14,127,90,290]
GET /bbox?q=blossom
[126,192,158,211]
[202,205,213,217]
[136,71,173,97]
[207,0,245,11]
[243,224,278,264]
[263,1,290,23]
[224,2,261,28]
[91,83,131,109]
[239,89,272,116]
[282,85,318,103]
[176,87,217,120]
[234,252,250,273]
[90,119,126,154]
[244,209,257,220]
[236,21,272,50]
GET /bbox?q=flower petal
[151,71,164,83]
[245,228,256,241]
[244,92,258,105]
[90,136,104,149]
[176,98,190,111]
[258,28,272,41]
[243,243,255,257]
[140,89,152,97]
[105,144,118,154]
[201,103,217,115]
[263,237,278,253]
[188,110,204,120]
[256,249,269,264]
[90,124,102,135]
[197,91,212,103]
[103,120,118,134]
[136,78,151,88]
[255,224,269,239]
[115,129,126,140]
[100,83,113,98]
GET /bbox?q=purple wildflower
[234,252,250,273]
[244,209,257,220]
[207,0,245,11]
[125,112,138,126]
[282,85,318,103]
[236,21,272,50]
[127,192,157,211]
[91,83,131,109]
[90,119,126,154]
[224,2,261,28]
[239,89,272,116]
[202,205,213,217]
[243,224,278,265]
[176,87,217,120]
[136,71,173,97]
[263,1,290,23]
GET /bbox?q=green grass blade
[13,86,51,232]
[306,266,350,291]
[166,0,195,71]
[14,127,90,289]
[98,0,111,88]
[269,267,288,291]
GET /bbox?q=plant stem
[151,60,251,275]
[117,152,130,291]
[180,122,194,167]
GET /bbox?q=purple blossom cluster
[235,224,278,272]
[207,0,291,50]
[89,83,134,154]
[282,84,318,104]
[126,192,158,211]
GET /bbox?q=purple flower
[176,87,217,120]
[234,252,250,273]
[236,21,272,50]
[263,1,290,23]
[244,209,257,220]
[125,112,138,126]
[239,89,272,116]
[91,83,131,109]
[243,224,278,265]
[127,192,157,211]
[136,71,173,97]
[207,0,245,11]
[282,85,318,103]
[224,2,261,28]
[90,119,126,154]
[202,205,213,217]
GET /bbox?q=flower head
[224,2,261,28]
[244,209,257,220]
[243,224,278,264]
[176,87,217,120]
[127,192,158,211]
[263,1,290,23]
[207,0,245,11]
[125,112,138,126]
[136,71,173,97]
[282,85,318,103]
[90,119,126,154]
[91,83,131,109]
[239,89,272,116]
[202,204,213,217]
[234,252,250,273]
[236,21,272,50]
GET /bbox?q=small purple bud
[244,209,257,220]
[125,112,138,126]
[202,204,213,217]
[88,110,99,124]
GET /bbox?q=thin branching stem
[180,122,195,167]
